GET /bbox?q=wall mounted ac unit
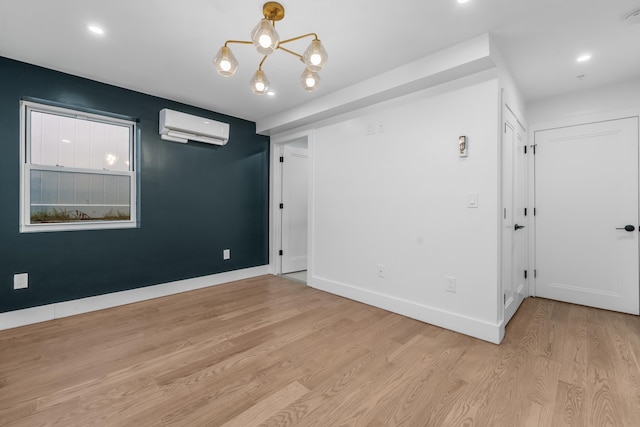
[159,108,229,145]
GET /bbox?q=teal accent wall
[0,56,270,313]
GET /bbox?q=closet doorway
[279,139,309,283]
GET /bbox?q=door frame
[269,131,313,276]
[528,107,640,298]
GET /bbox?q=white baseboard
[0,265,270,331]
[309,275,504,344]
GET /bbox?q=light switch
[468,192,478,208]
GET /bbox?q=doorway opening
[277,138,309,283]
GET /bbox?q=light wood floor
[1,275,639,426]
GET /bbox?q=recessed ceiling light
[457,0,471,3]
[61,139,71,144]
[267,91,275,96]
[577,53,591,62]
[88,25,104,35]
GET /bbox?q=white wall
[527,77,640,126]
[308,78,503,343]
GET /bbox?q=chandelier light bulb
[251,18,280,55]
[213,46,238,77]
[259,34,272,48]
[303,39,328,72]
[250,69,270,95]
[300,68,320,92]
[310,54,322,66]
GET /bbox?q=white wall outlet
[14,273,28,290]
[445,276,456,293]
[377,264,385,278]
[223,249,230,260]
[366,123,376,136]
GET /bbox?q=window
[20,100,137,232]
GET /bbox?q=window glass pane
[30,111,131,171]
[29,170,131,223]
[22,101,136,232]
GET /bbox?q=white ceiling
[1,0,639,124]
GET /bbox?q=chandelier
[213,2,329,95]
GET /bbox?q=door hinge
[524,146,527,154]
[524,270,528,279]
[534,207,537,216]
[530,144,537,155]
[279,156,284,162]
[504,294,506,304]
[524,208,528,217]
[279,250,283,256]
[279,203,284,209]
[534,269,537,278]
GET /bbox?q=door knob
[615,225,636,232]
[514,224,526,230]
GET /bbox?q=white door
[502,106,527,325]
[281,144,308,274]
[534,117,639,315]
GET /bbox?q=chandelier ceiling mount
[262,2,285,22]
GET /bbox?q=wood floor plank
[259,339,404,426]
[521,356,562,426]
[1,276,639,426]
[221,381,309,427]
[366,334,469,426]
[586,315,626,426]
[441,399,479,427]
[551,380,586,426]
[0,399,37,426]
[558,302,589,389]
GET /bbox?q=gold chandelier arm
[277,45,303,60]
[278,32,318,45]
[224,40,254,47]
[258,55,269,70]
[277,32,319,59]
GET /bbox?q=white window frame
[20,100,138,233]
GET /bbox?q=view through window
[20,101,137,232]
